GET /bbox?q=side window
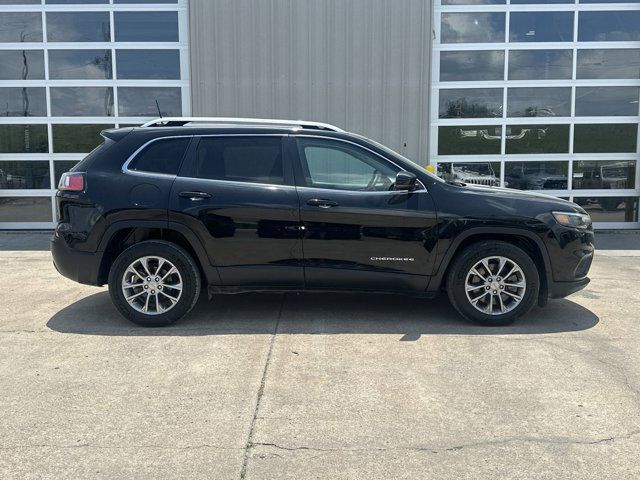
[129,137,190,175]
[298,138,399,191]
[192,136,284,185]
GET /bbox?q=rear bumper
[51,234,103,286]
[548,277,590,299]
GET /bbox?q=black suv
[52,118,594,327]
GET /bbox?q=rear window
[129,137,190,175]
[191,136,284,185]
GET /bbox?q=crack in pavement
[250,429,640,455]
[0,443,240,451]
[239,294,285,479]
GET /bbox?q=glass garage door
[431,0,640,229]
[0,0,190,229]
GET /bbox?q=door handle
[179,191,212,201]
[307,198,339,208]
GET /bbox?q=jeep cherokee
[51,117,595,327]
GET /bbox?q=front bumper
[51,234,103,286]
[548,277,590,299]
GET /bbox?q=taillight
[58,172,85,192]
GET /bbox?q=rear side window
[129,137,190,175]
[191,136,284,185]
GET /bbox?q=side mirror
[394,171,418,191]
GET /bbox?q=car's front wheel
[446,241,539,326]
[108,241,201,327]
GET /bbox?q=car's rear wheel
[446,241,539,326]
[108,241,201,327]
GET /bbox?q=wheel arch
[96,221,220,286]
[429,227,551,304]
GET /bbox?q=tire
[446,241,539,326]
[108,240,201,327]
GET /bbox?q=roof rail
[140,117,344,132]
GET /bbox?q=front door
[170,134,303,288]
[293,136,438,292]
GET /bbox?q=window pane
[577,49,640,79]
[116,50,180,79]
[52,124,113,153]
[118,87,181,116]
[54,161,79,186]
[0,51,44,80]
[0,161,50,189]
[0,125,48,153]
[505,161,568,190]
[50,87,114,116]
[441,13,505,43]
[46,12,110,42]
[114,12,179,42]
[130,138,189,175]
[0,1,41,4]
[0,87,46,117]
[439,88,503,118]
[0,197,51,222]
[48,50,112,80]
[578,11,640,42]
[437,162,501,186]
[505,124,570,154]
[509,12,574,42]
[299,139,397,191]
[441,0,505,3]
[575,197,638,222]
[575,87,640,116]
[46,0,107,3]
[508,50,572,80]
[507,87,571,117]
[574,124,638,153]
[438,126,502,155]
[193,137,285,185]
[440,51,505,81]
[0,13,42,42]
[573,160,636,190]
[511,0,573,3]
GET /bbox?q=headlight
[552,211,592,229]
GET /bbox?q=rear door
[169,134,303,288]
[292,135,438,292]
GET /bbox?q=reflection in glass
[116,50,180,79]
[46,0,107,3]
[0,87,46,116]
[437,162,501,186]
[505,161,568,190]
[114,12,179,42]
[52,124,114,153]
[440,50,505,81]
[441,13,505,43]
[577,49,640,79]
[46,12,110,42]
[507,87,571,117]
[50,87,114,117]
[505,124,570,154]
[508,50,572,80]
[511,0,573,3]
[578,11,640,41]
[0,161,50,189]
[48,50,112,80]
[0,51,44,80]
[118,87,182,117]
[574,124,638,153]
[0,197,52,222]
[439,89,503,118]
[0,125,48,153]
[438,126,502,155]
[510,12,573,42]
[0,12,43,42]
[54,161,79,185]
[573,161,635,190]
[575,197,638,223]
[575,87,640,116]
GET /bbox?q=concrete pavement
[0,232,638,479]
